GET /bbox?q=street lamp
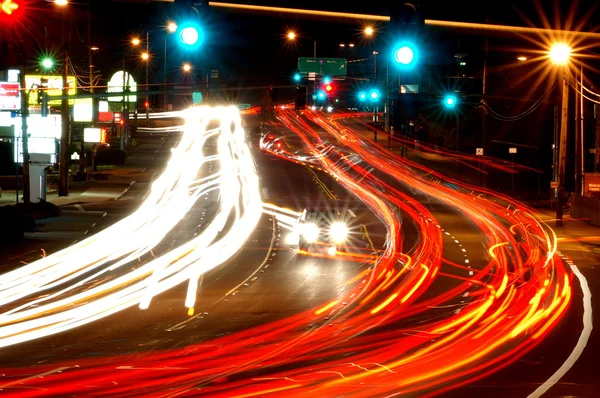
[549,42,572,226]
[131,38,141,46]
[167,22,177,33]
[54,0,68,5]
[287,31,296,40]
[141,52,149,60]
[364,26,374,36]
[182,63,192,72]
[517,56,527,61]
[549,43,571,65]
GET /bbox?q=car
[290,209,349,256]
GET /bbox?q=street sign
[550,181,559,188]
[84,128,102,143]
[26,75,77,106]
[509,147,517,154]
[0,82,20,110]
[476,148,484,156]
[400,85,419,94]
[107,71,137,103]
[73,98,93,122]
[584,173,600,198]
[298,57,347,78]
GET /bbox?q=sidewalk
[0,167,153,208]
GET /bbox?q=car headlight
[329,222,348,244]
[285,233,299,245]
[302,223,320,243]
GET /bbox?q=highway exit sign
[298,57,347,78]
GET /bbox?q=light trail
[0,106,263,348]
[0,108,573,397]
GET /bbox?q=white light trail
[0,106,265,348]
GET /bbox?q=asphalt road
[0,112,597,397]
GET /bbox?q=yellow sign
[26,75,77,106]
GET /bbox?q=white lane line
[74,204,85,212]
[528,259,593,398]
[347,209,357,218]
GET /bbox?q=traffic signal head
[323,76,331,84]
[443,95,457,108]
[325,84,333,93]
[393,41,419,69]
[144,101,149,108]
[0,0,23,24]
[293,73,301,82]
[358,91,367,101]
[369,89,380,101]
[178,22,204,50]
[41,58,54,70]
[317,90,326,100]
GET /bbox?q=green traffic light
[41,58,54,70]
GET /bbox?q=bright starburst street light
[549,43,572,65]
[293,73,301,82]
[54,0,68,5]
[287,31,296,40]
[167,22,178,33]
[182,63,192,72]
[364,26,374,36]
[358,92,367,101]
[131,38,141,46]
[41,58,54,70]
[141,52,149,61]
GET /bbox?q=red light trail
[0,109,572,397]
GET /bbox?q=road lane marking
[347,209,357,218]
[361,224,376,251]
[306,167,336,200]
[528,256,593,398]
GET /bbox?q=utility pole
[19,65,30,210]
[574,67,580,196]
[87,0,96,124]
[146,30,150,123]
[164,36,168,110]
[59,9,70,197]
[579,65,584,195]
[595,103,600,173]
[556,72,569,227]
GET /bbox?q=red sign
[0,82,20,110]
[584,173,600,198]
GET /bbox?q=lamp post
[549,42,572,227]
[165,22,177,110]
